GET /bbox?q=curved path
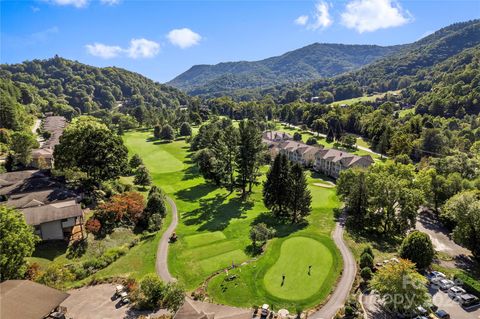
[310,216,357,319]
[156,197,178,282]
[156,197,356,318]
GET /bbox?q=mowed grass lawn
[123,130,341,310]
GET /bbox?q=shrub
[454,273,480,297]
[306,137,317,145]
[138,274,166,309]
[130,154,143,169]
[25,262,41,280]
[399,231,434,269]
[37,264,75,289]
[85,218,101,235]
[361,246,374,258]
[360,267,373,281]
[293,132,302,141]
[360,253,374,269]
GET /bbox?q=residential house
[278,140,323,167]
[0,170,84,241]
[262,130,375,178]
[0,280,70,319]
[314,149,374,178]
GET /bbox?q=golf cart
[169,231,178,243]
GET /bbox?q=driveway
[416,212,471,258]
[61,284,169,319]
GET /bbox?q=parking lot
[429,286,480,319]
[61,284,169,319]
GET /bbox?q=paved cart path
[156,197,178,282]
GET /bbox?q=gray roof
[0,280,69,319]
[6,189,77,209]
[0,170,53,196]
[20,200,83,225]
[262,131,292,141]
[316,148,374,167]
[175,298,252,319]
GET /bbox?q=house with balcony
[0,170,84,241]
[314,149,374,178]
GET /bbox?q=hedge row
[455,272,480,297]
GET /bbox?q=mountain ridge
[168,43,403,94]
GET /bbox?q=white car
[427,271,446,284]
[438,279,455,291]
[447,286,466,298]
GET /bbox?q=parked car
[434,309,450,319]
[427,271,446,284]
[416,306,428,315]
[437,279,455,291]
[447,286,466,298]
[456,293,480,309]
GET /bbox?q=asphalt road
[155,196,178,282]
[310,215,357,319]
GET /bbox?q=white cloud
[294,15,309,26]
[46,0,119,7]
[341,0,412,33]
[100,0,120,5]
[49,0,89,8]
[309,1,333,30]
[127,38,160,58]
[167,28,202,49]
[85,43,123,58]
[31,6,40,12]
[295,1,332,31]
[86,38,160,59]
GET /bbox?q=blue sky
[1,0,479,83]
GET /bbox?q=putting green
[263,236,334,300]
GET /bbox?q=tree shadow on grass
[181,165,199,181]
[345,224,401,254]
[182,194,253,232]
[32,240,68,261]
[252,212,308,238]
[175,183,216,202]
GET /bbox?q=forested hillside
[168,43,401,96]
[0,56,190,118]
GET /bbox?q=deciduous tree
[0,206,39,281]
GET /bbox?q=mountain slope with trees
[168,43,402,96]
[0,56,190,118]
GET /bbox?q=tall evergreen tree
[221,125,239,191]
[263,154,291,219]
[288,163,312,223]
[236,120,263,198]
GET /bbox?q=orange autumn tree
[89,191,145,235]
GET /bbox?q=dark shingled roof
[0,280,69,319]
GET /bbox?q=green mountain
[168,43,402,96]
[312,19,480,95]
[0,56,190,116]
